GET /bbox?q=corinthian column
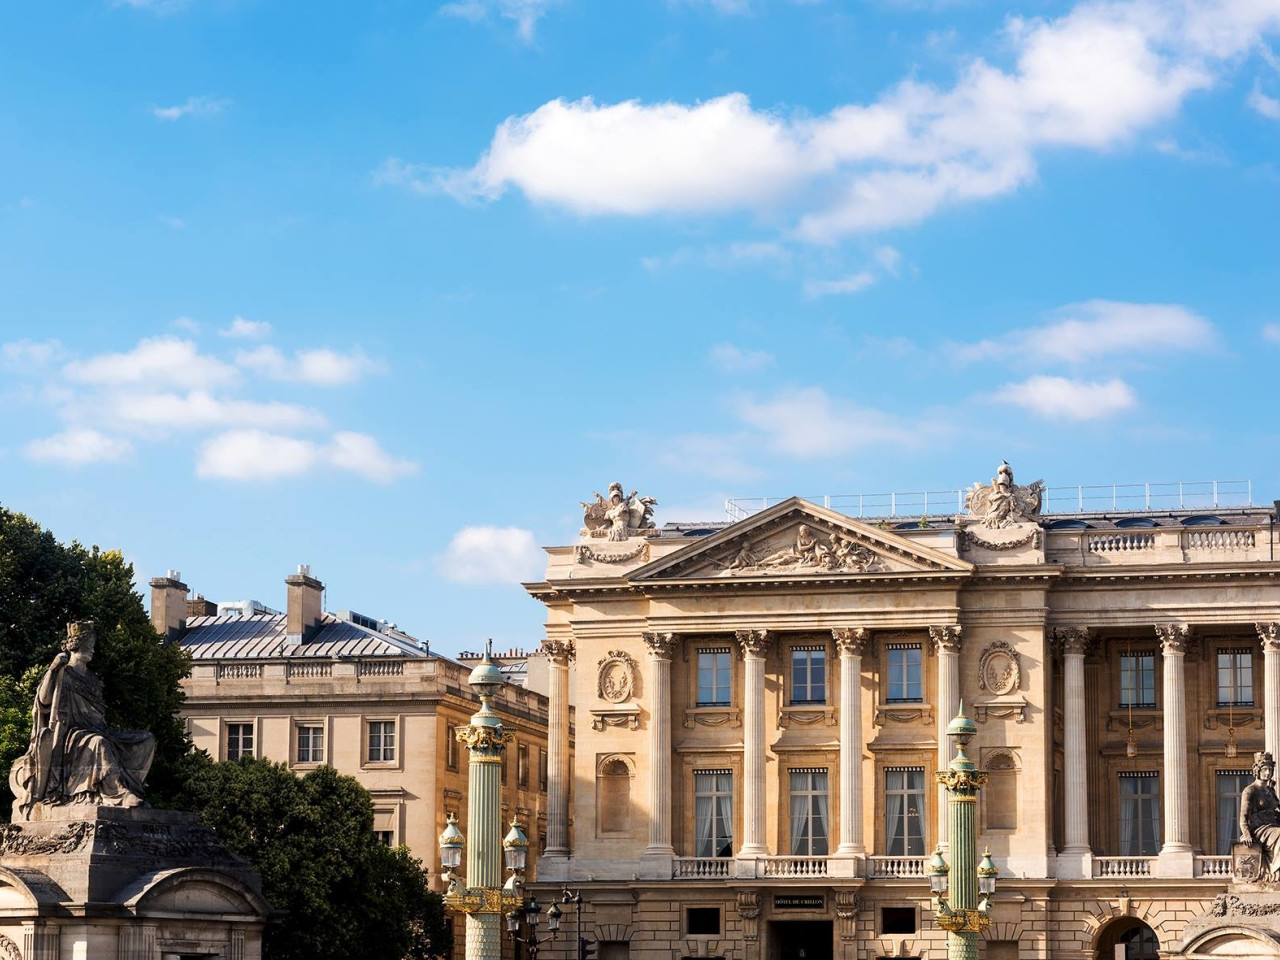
[1156,623,1193,877]
[930,624,963,850]
[1258,623,1280,761]
[1055,627,1092,878]
[736,629,772,857]
[641,632,677,874]
[541,638,574,861]
[834,628,869,858]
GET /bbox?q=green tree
[0,505,191,815]
[174,754,451,960]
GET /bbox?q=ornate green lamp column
[928,704,999,960]
[439,642,527,960]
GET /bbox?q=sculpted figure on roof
[964,460,1045,529]
[9,621,155,820]
[581,482,657,541]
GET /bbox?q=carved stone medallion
[597,651,637,703]
[978,641,1021,695]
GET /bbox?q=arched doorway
[1097,919,1160,960]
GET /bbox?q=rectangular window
[1118,772,1161,856]
[685,907,721,937]
[788,768,829,856]
[226,722,254,761]
[374,831,394,846]
[539,748,548,792]
[1218,649,1254,706]
[790,647,827,705]
[1120,653,1156,708]
[886,644,923,703]
[296,723,324,764]
[446,725,459,771]
[693,770,734,858]
[518,743,530,788]
[367,720,396,763]
[697,649,732,706]
[885,767,926,856]
[1217,770,1252,855]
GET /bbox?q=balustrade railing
[760,856,829,878]
[288,661,332,679]
[358,660,405,677]
[1087,532,1156,553]
[1186,529,1256,551]
[216,663,262,680]
[868,856,928,878]
[1195,856,1233,877]
[673,858,731,879]
[1094,857,1155,878]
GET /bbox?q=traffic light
[578,938,596,960]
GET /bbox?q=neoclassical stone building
[528,470,1280,960]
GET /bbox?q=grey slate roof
[180,613,431,660]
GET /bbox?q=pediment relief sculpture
[580,482,657,541]
[597,650,637,703]
[964,461,1045,530]
[710,524,885,577]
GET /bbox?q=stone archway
[1096,917,1160,960]
[1178,925,1280,958]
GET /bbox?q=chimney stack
[187,594,218,618]
[285,564,323,646]
[149,570,189,642]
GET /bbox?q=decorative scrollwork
[597,650,637,703]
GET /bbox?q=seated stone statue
[1239,751,1280,880]
[9,621,155,819]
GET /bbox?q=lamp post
[507,896,562,960]
[560,886,595,960]
[439,641,534,960]
[928,703,999,960]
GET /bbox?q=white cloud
[220,316,273,340]
[436,526,545,584]
[439,0,561,42]
[874,246,903,275]
[804,270,877,298]
[401,0,1279,239]
[1263,322,1280,344]
[992,375,1136,420]
[196,429,416,483]
[171,316,200,334]
[24,428,134,466]
[2,339,63,370]
[150,96,230,122]
[733,386,916,456]
[642,241,792,272]
[1248,81,1280,120]
[710,343,774,374]
[957,301,1215,365]
[64,336,238,390]
[105,391,324,432]
[235,345,384,385]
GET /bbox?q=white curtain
[716,787,733,857]
[813,775,829,855]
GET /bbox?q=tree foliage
[172,754,451,960]
[0,505,191,815]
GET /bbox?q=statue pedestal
[0,805,268,960]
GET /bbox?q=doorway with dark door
[770,920,833,960]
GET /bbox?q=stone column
[541,638,574,862]
[1055,627,1092,879]
[1156,623,1194,877]
[641,631,677,877]
[834,627,870,859]
[460,650,508,960]
[1258,623,1280,761]
[737,629,772,858]
[930,625,963,850]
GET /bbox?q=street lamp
[929,703,999,960]
[560,887,595,960]
[507,896,563,960]
[438,641,536,960]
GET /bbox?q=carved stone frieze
[735,629,771,658]
[963,461,1045,529]
[957,526,1041,553]
[0,817,239,864]
[1211,893,1280,916]
[929,625,963,655]
[575,542,650,565]
[580,482,657,541]
[597,650,637,703]
[714,525,882,576]
[1156,623,1192,654]
[832,627,870,657]
[541,638,576,666]
[978,641,1021,695]
[642,632,677,659]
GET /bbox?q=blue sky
[2,0,1279,656]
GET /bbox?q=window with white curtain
[885,767,926,856]
[789,768,829,856]
[1217,770,1252,854]
[693,770,733,857]
[1118,772,1161,855]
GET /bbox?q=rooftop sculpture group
[964,460,1045,529]
[581,482,657,541]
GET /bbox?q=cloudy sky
[2,0,1279,655]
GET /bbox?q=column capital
[1156,623,1192,654]
[642,631,677,659]
[1257,622,1280,652]
[833,627,871,656]
[735,628,772,659]
[929,624,963,655]
[1053,626,1093,657]
[540,638,575,666]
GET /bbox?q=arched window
[598,757,633,835]
[1048,519,1092,530]
[1115,517,1158,528]
[1183,515,1225,526]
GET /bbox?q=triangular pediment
[632,498,973,581]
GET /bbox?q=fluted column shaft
[462,691,506,960]
[835,628,869,856]
[1059,629,1091,855]
[1158,624,1192,854]
[643,632,676,856]
[542,639,574,857]
[737,629,771,856]
[1259,624,1280,761]
[931,625,963,850]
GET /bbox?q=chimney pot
[149,571,189,642]
[285,566,324,646]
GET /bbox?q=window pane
[1119,774,1160,856]
[887,646,923,703]
[698,651,731,705]
[694,771,733,857]
[1120,654,1156,708]
[1218,650,1254,706]
[1217,770,1252,854]
[886,768,925,856]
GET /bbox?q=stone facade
[527,472,1280,960]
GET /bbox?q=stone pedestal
[0,806,268,960]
